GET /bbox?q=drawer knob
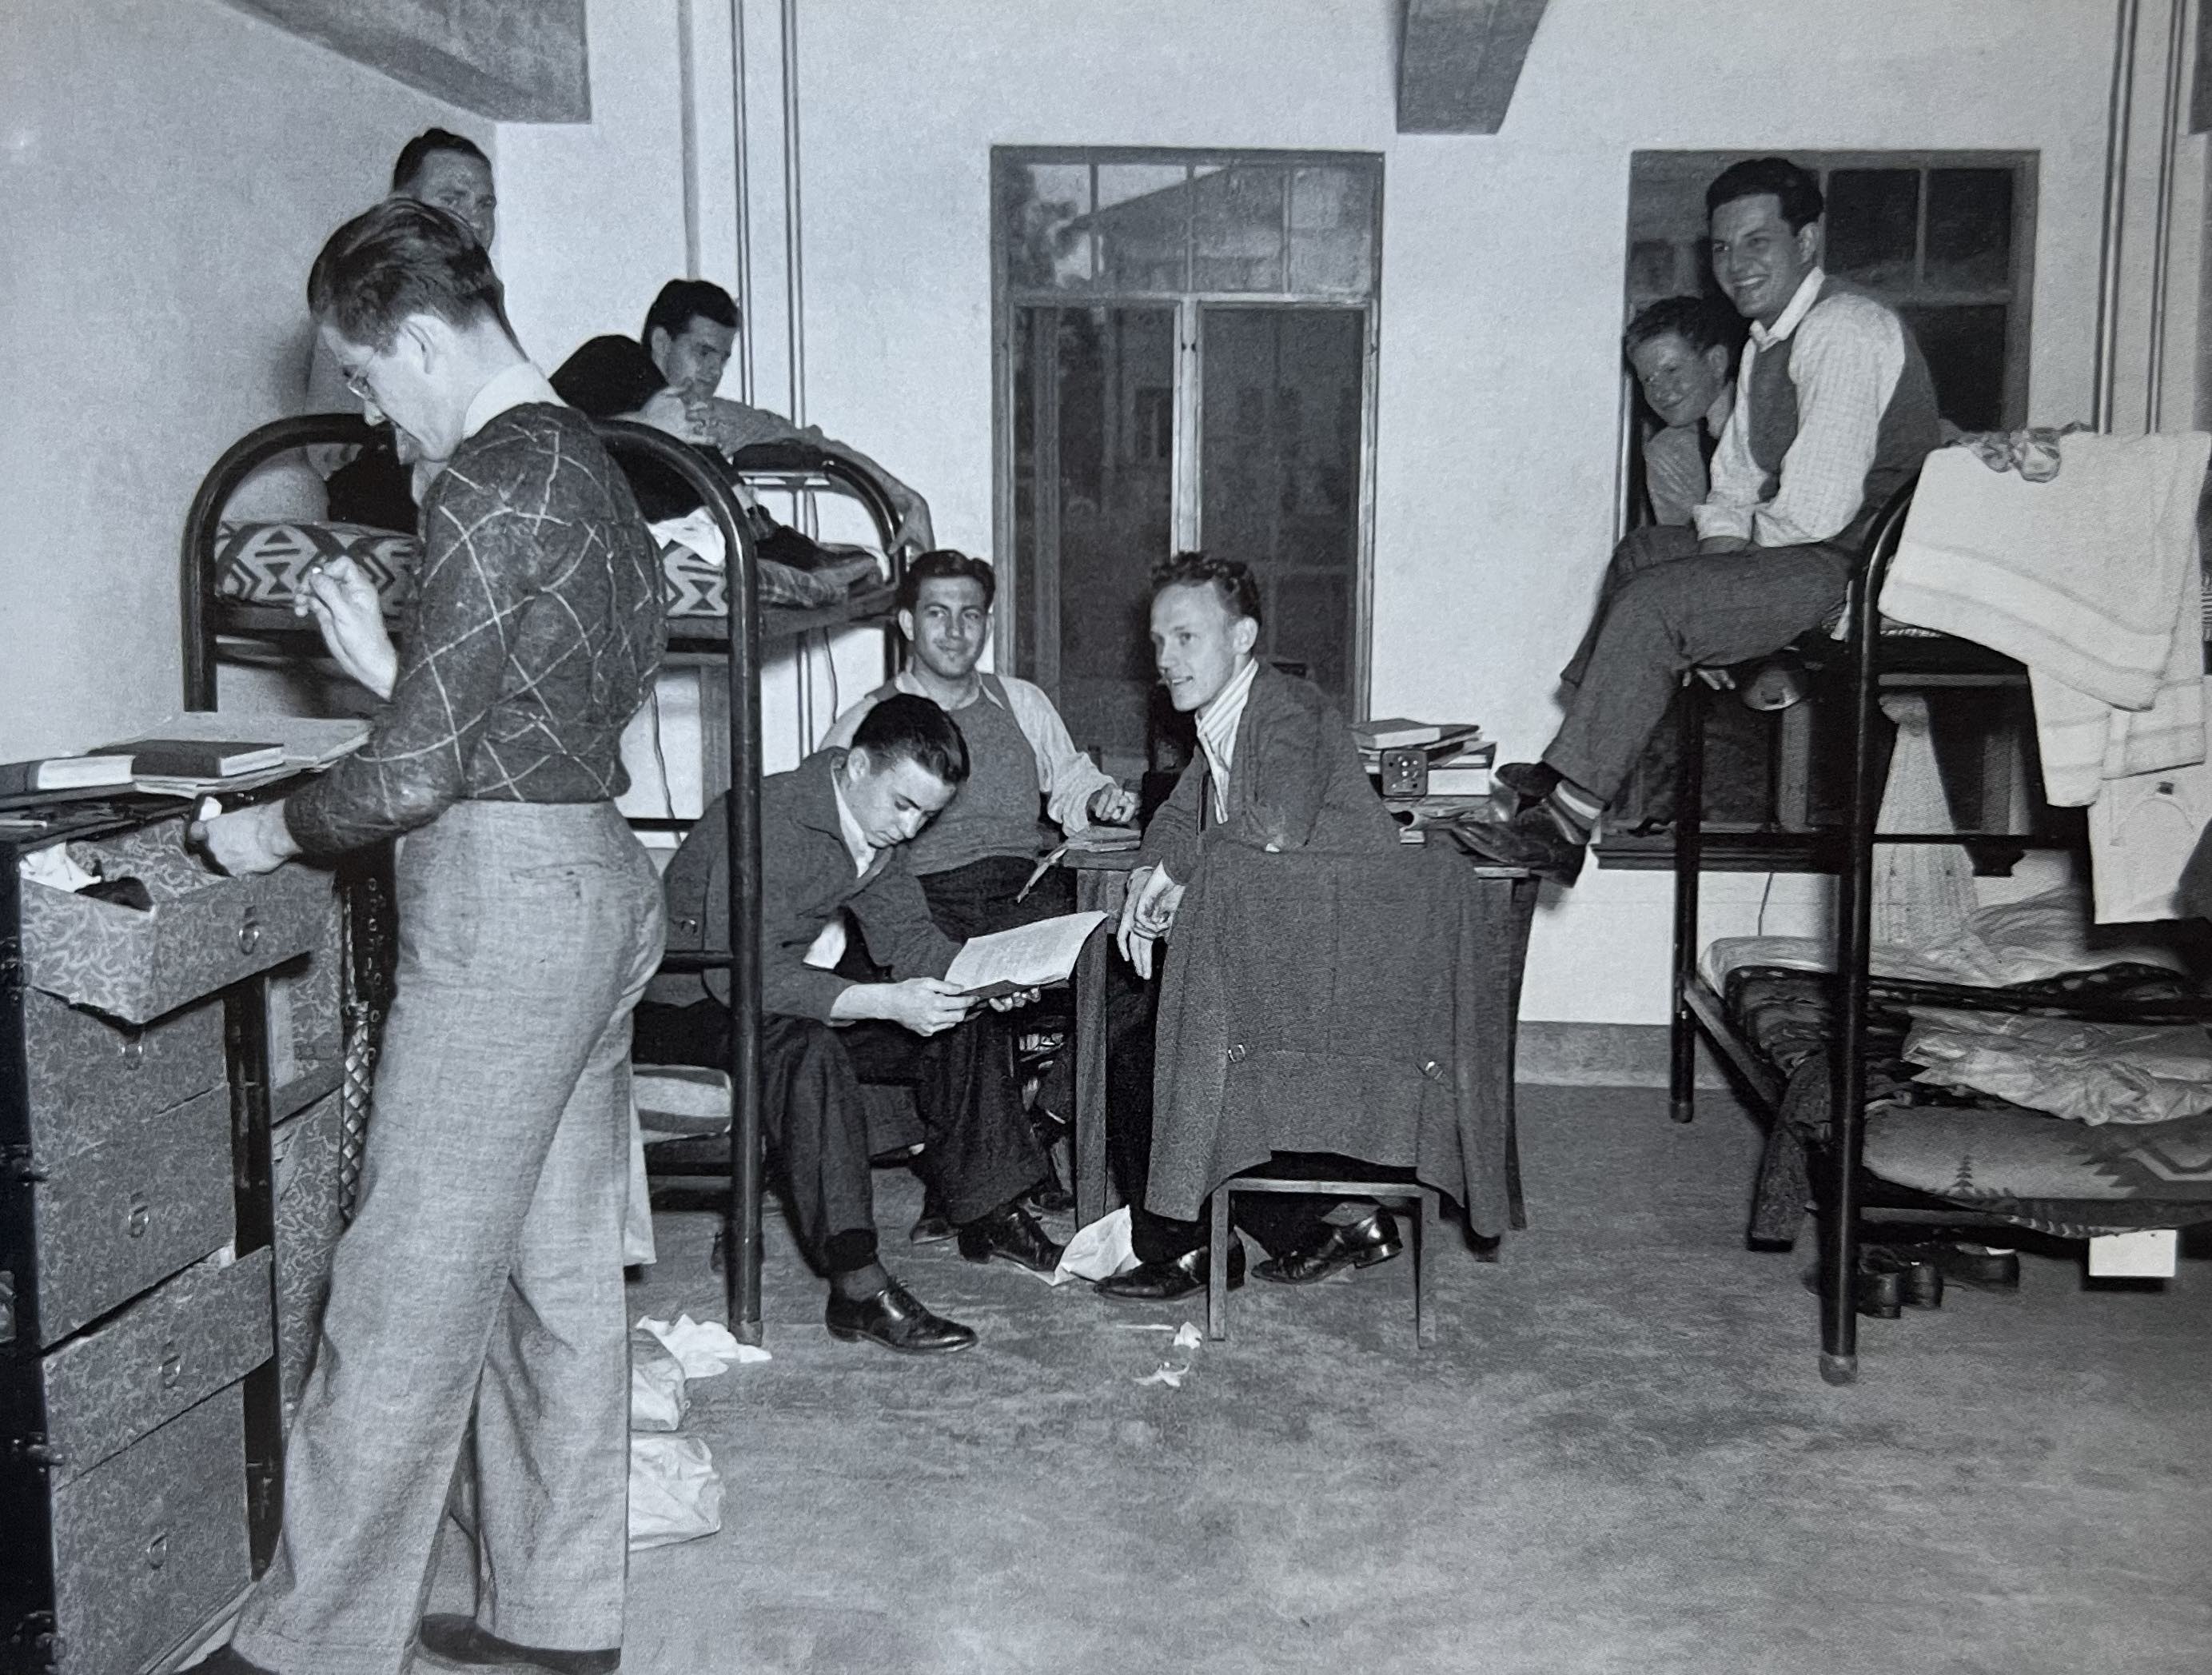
[237,913,262,956]
[145,1531,169,1571]
[126,1201,152,1238]
[120,1032,145,1067]
[160,1340,184,1388]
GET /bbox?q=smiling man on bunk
[1465,155,1943,885]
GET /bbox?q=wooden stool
[1206,1176,1444,1346]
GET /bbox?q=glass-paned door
[1012,305,1178,764]
[1198,306,1364,701]
[996,149,1382,775]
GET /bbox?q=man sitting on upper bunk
[1462,155,1943,886]
[1626,293,1740,529]
[551,277,934,555]
[637,694,1066,1354]
[823,548,1138,1234]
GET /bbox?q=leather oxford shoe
[415,1617,620,1674]
[826,1279,978,1354]
[1094,1240,1245,1301]
[1254,1210,1404,1285]
[1451,804,1588,885]
[958,1202,1064,1274]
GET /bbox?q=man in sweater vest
[1468,156,1943,883]
[824,549,1138,938]
[823,550,1138,1236]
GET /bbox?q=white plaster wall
[494,0,2182,1021]
[0,0,488,760]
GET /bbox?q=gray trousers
[232,801,665,1675]
[1547,523,1854,803]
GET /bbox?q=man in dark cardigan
[641,695,1064,1353]
[1098,553,1405,1302]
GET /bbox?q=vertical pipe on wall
[2095,0,2142,433]
[2147,0,2193,430]
[678,0,702,277]
[729,0,755,404]
[779,0,807,429]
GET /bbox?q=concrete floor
[583,1087,2210,1675]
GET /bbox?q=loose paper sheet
[943,911,1106,999]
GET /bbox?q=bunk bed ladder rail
[1820,476,1920,1386]
[595,422,770,1346]
[177,413,776,1346]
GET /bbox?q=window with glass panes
[1625,151,2037,433]
[993,150,1383,775]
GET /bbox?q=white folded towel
[1880,432,2210,808]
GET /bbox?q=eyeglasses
[341,364,377,402]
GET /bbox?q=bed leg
[1669,680,1707,1123]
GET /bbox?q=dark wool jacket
[1137,663,1398,882]
[650,750,957,1019]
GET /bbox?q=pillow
[216,521,418,611]
[217,520,875,621]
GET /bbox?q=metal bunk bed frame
[180,413,906,1345]
[1666,476,2121,1384]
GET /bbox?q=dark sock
[824,1226,879,1278]
[830,1259,891,1302]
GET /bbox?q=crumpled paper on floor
[629,1434,723,1549]
[636,1312,770,1374]
[1046,1206,1142,1286]
[1135,1322,1204,1387]
[630,1332,689,1433]
[627,1313,763,1550]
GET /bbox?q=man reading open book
[638,694,1064,1354]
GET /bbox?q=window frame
[1618,148,2040,530]
[990,146,1385,720]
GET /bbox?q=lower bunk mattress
[1710,959,2212,1238]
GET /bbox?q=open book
[943,911,1107,1000]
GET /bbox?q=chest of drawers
[2,804,346,1675]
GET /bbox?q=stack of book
[1353,718,1495,800]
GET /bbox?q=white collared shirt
[1696,265,1906,548]
[461,359,563,441]
[1194,657,1259,823]
[803,762,876,972]
[829,768,875,877]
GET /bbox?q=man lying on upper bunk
[637,695,1069,1354]
[551,277,935,557]
[1461,155,1943,885]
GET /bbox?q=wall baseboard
[1516,1021,1728,1090]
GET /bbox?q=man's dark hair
[390,128,489,194]
[1624,295,1739,360]
[897,549,997,616]
[1705,158,1824,232]
[1150,551,1261,628]
[851,692,970,786]
[308,198,513,351]
[643,279,742,349]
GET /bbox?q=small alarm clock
[1379,747,1429,799]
